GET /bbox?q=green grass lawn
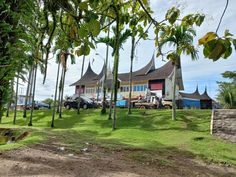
[0,108,235,165]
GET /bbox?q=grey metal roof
[180,86,212,100]
[70,55,184,90]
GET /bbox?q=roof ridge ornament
[145,53,155,75]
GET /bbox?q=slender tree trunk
[28,65,35,110]
[101,24,110,114]
[172,64,177,121]
[6,79,14,117]
[28,64,37,126]
[77,55,85,114]
[108,89,113,120]
[128,35,135,115]
[51,61,61,128]
[13,74,19,124]
[59,67,66,118]
[112,4,120,130]
[97,85,100,103]
[23,67,33,118]
[0,90,4,123]
[57,73,62,113]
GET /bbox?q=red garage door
[150,83,163,90]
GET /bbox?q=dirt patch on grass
[0,142,235,177]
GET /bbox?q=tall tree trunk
[112,4,120,130]
[59,67,66,118]
[108,89,113,120]
[23,67,33,118]
[28,64,37,126]
[77,55,85,114]
[6,79,14,117]
[101,24,110,114]
[51,61,61,128]
[13,74,19,124]
[172,64,177,121]
[97,85,100,103]
[0,90,4,123]
[128,35,135,115]
[56,73,62,113]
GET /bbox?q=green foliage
[217,71,236,108]
[96,29,132,56]
[199,30,236,61]
[165,7,180,24]
[42,98,54,105]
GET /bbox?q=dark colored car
[64,95,96,109]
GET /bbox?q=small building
[180,86,213,109]
[70,55,184,100]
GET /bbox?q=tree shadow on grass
[91,109,211,133]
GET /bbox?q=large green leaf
[194,14,205,26]
[165,7,180,24]
[232,39,236,50]
[221,39,232,59]
[78,25,88,38]
[79,2,88,10]
[76,44,90,57]
[87,19,100,37]
[198,32,217,45]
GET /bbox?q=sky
[18,0,236,101]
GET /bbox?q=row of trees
[0,0,235,129]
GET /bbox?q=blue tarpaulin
[182,99,200,109]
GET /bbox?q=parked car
[36,102,50,109]
[64,95,96,109]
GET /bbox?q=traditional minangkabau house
[70,55,184,101]
[179,86,213,109]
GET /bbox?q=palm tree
[159,25,198,120]
[96,28,131,120]
[217,83,236,109]
[217,71,236,109]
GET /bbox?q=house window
[86,88,95,94]
[137,85,141,91]
[120,86,129,92]
[144,85,147,91]
[141,85,144,91]
[132,84,147,92]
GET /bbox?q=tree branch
[137,0,158,25]
[216,0,229,34]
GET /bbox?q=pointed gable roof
[118,57,175,82]
[200,86,212,100]
[134,53,155,76]
[70,62,99,86]
[180,85,212,100]
[180,85,201,100]
[71,54,182,87]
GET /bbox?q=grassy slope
[0,109,235,164]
